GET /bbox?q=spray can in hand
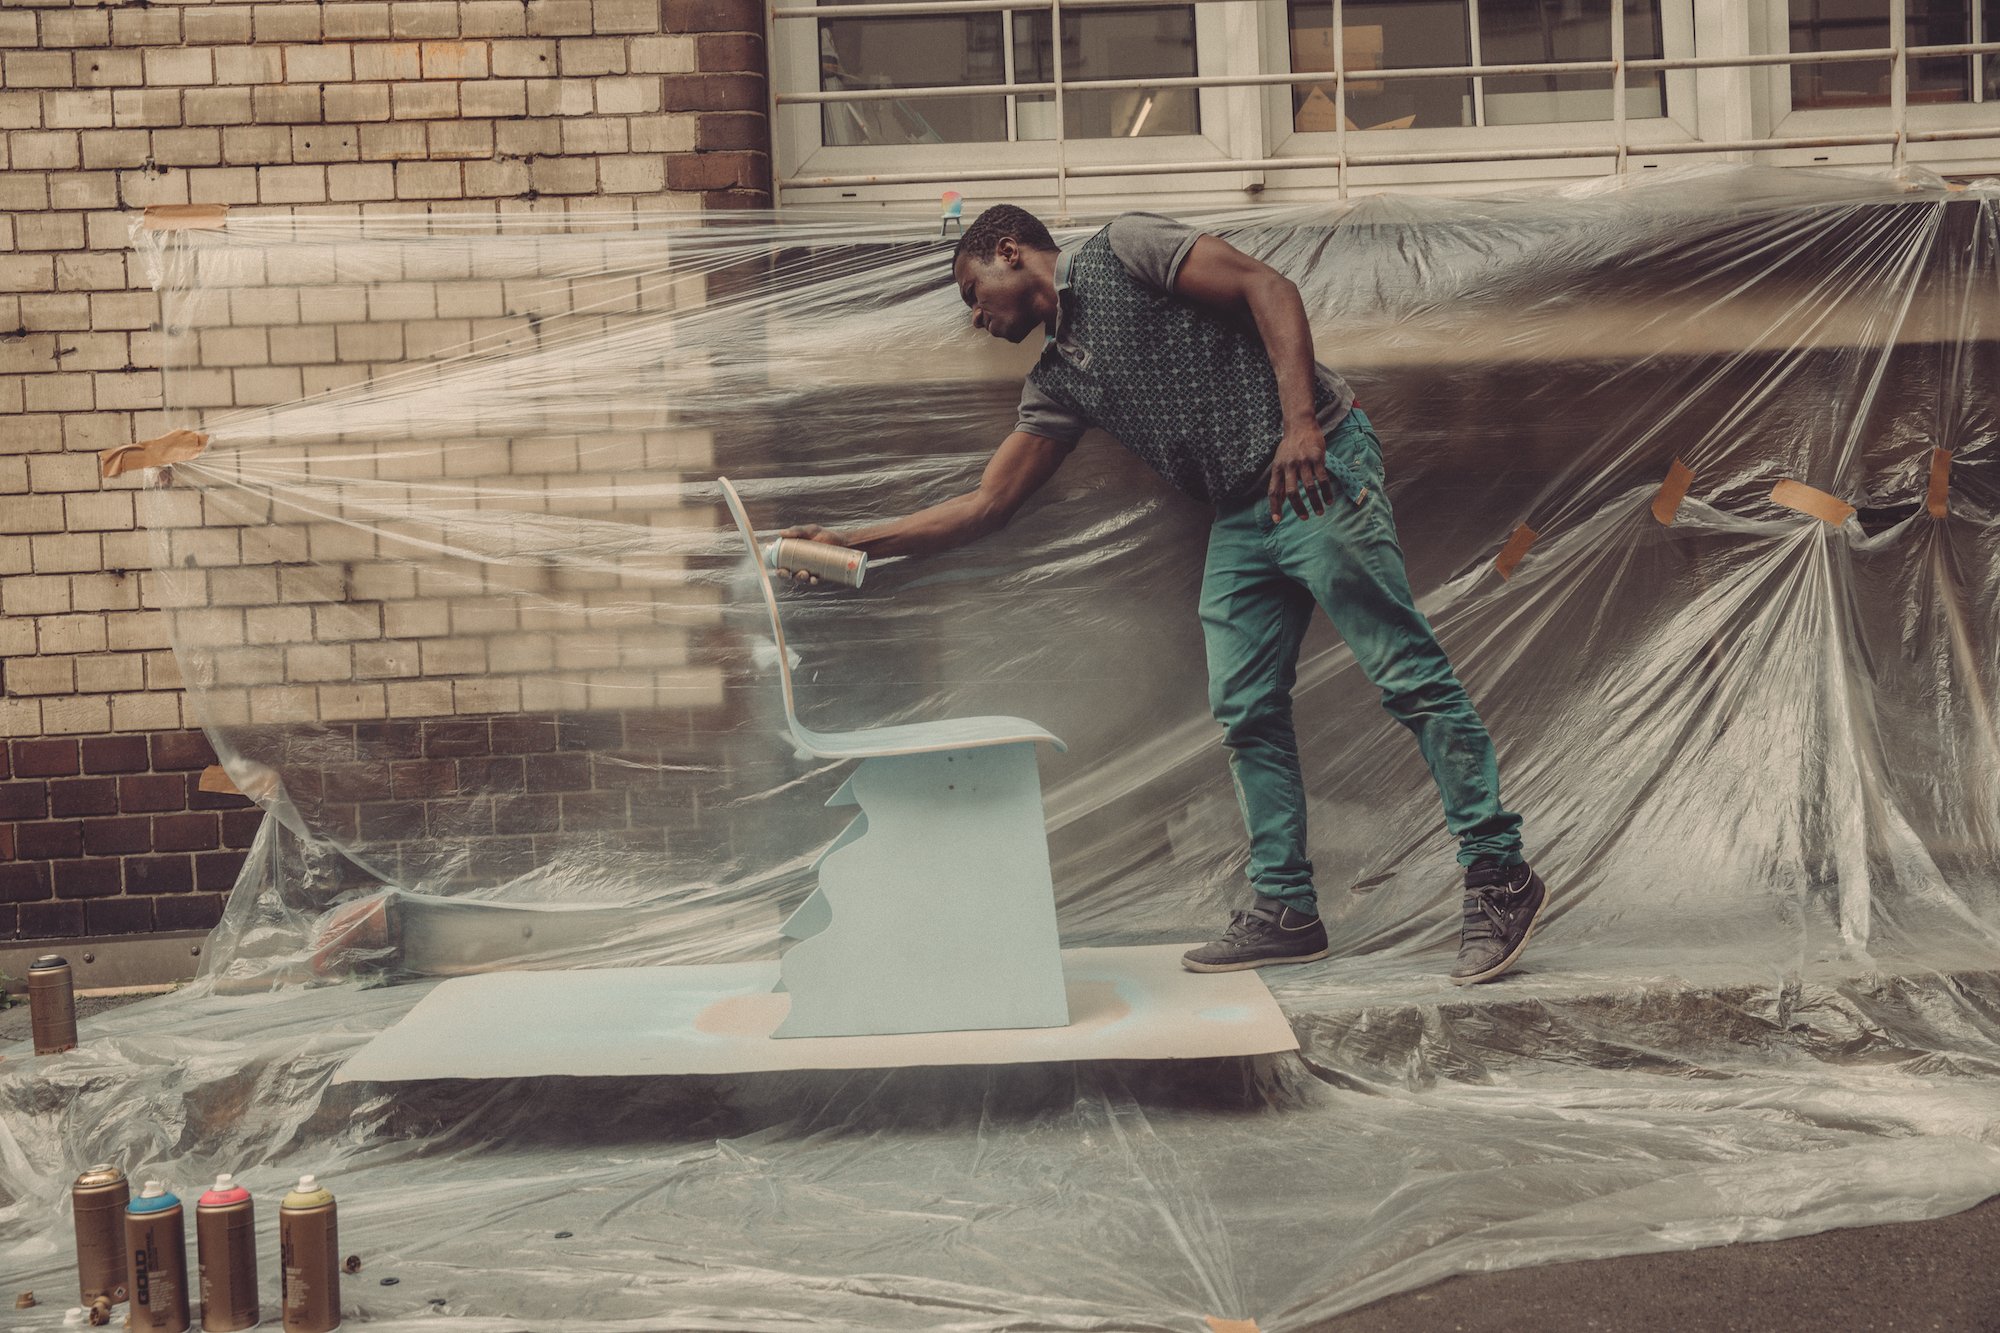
[29,954,78,1054]
[72,1165,129,1307]
[196,1175,258,1332]
[764,538,868,588]
[125,1182,191,1333]
[279,1176,339,1333]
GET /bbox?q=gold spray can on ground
[765,537,868,588]
[195,1175,258,1332]
[28,954,78,1054]
[278,1176,339,1333]
[72,1165,130,1306]
[125,1182,191,1333]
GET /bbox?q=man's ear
[995,236,1021,267]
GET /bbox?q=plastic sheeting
[5,165,2000,1330]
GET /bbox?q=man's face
[955,238,1042,344]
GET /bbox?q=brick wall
[1,0,772,941]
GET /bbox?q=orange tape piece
[1494,523,1539,580]
[1927,448,1952,519]
[143,203,228,231]
[201,763,279,801]
[1651,458,1694,526]
[1770,479,1855,527]
[1205,1320,1260,1333]
[99,428,208,478]
[197,766,240,795]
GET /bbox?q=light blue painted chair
[718,478,1071,1038]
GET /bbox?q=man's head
[951,204,1060,344]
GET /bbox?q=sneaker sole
[1450,880,1548,986]
[1182,946,1331,974]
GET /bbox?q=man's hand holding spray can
[767,527,867,589]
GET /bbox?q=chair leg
[773,742,1069,1038]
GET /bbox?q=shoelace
[1222,908,1277,942]
[1461,887,1515,943]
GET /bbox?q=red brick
[153,812,219,852]
[322,762,393,803]
[155,892,225,931]
[222,807,263,848]
[356,721,423,759]
[0,782,50,821]
[119,773,186,813]
[17,820,83,860]
[356,803,419,841]
[458,756,525,792]
[0,824,11,859]
[491,793,561,833]
[560,791,629,830]
[661,72,763,112]
[695,111,766,152]
[0,906,16,934]
[392,758,458,798]
[50,777,117,818]
[86,896,155,936]
[19,900,85,938]
[81,735,152,774]
[663,0,761,32]
[490,716,558,753]
[194,850,246,891]
[12,739,80,778]
[83,815,150,856]
[150,730,218,771]
[53,858,123,899]
[526,752,592,792]
[0,861,51,904]
[666,150,767,192]
[701,187,769,210]
[422,719,491,757]
[125,853,193,894]
[556,711,623,751]
[695,31,761,72]
[0,745,9,780]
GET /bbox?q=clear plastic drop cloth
[5,164,2000,1330]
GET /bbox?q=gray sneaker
[1451,861,1547,985]
[1182,901,1330,973]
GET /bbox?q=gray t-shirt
[1014,212,1352,447]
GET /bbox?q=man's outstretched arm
[779,430,1075,568]
[1170,234,1336,521]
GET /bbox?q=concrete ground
[9,993,1998,1332]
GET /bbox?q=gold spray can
[125,1182,191,1333]
[72,1164,130,1306]
[764,537,868,588]
[278,1176,339,1333]
[28,954,79,1054]
[196,1174,259,1332]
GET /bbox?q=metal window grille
[770,0,2000,210]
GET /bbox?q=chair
[717,478,1071,1038]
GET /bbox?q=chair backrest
[717,476,802,730]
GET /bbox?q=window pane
[1989,0,2000,101]
[1481,0,1667,125]
[1788,0,1972,109]
[1287,1,1475,132]
[1012,7,1200,139]
[817,1,1007,145]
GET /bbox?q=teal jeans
[1199,408,1525,916]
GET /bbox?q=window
[1284,0,1667,133]
[1788,0,1997,108]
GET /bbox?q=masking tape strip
[201,762,280,801]
[1204,1319,1260,1333]
[1770,478,1855,526]
[198,766,240,795]
[99,428,208,478]
[1494,523,1539,580]
[1651,457,1695,526]
[143,203,228,231]
[1927,448,1952,519]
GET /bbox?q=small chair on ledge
[717,477,1071,1039]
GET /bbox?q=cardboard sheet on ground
[334,945,1298,1081]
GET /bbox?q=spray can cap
[297,1174,316,1191]
[140,1181,165,1198]
[213,1173,234,1191]
[63,1308,87,1327]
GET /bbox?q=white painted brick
[392,81,458,119]
[25,452,100,494]
[23,371,92,412]
[353,640,421,678]
[360,121,426,159]
[254,3,324,43]
[69,572,142,612]
[320,684,389,721]
[559,37,627,76]
[4,53,74,89]
[152,127,224,166]
[293,125,361,162]
[184,87,256,126]
[0,12,37,48]
[386,679,453,717]
[146,47,218,87]
[9,131,82,170]
[233,365,304,403]
[595,76,662,114]
[144,651,181,691]
[113,88,184,128]
[395,160,462,198]
[248,686,317,725]
[252,85,324,123]
[562,117,628,154]
[629,37,697,74]
[259,164,327,203]
[6,654,74,695]
[35,614,107,655]
[55,252,126,292]
[76,653,146,694]
[324,83,391,121]
[110,691,182,732]
[326,5,392,40]
[453,676,521,714]
[44,91,115,129]
[187,166,262,205]
[93,369,163,411]
[75,51,148,90]
[490,40,555,78]
[426,119,491,158]
[286,44,355,83]
[286,643,354,681]
[598,154,666,194]
[112,10,183,47]
[462,2,528,37]
[392,2,460,39]
[225,124,294,163]
[525,78,594,117]
[51,173,119,209]
[527,0,594,37]
[80,128,151,169]
[0,91,40,129]
[183,8,255,46]
[422,40,488,79]
[37,694,110,735]
[106,610,170,651]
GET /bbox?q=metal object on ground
[125,1182,191,1333]
[765,537,868,588]
[29,955,78,1054]
[195,1175,258,1332]
[279,1176,339,1333]
[72,1165,130,1306]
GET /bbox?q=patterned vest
[1026,226,1355,505]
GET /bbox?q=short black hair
[952,204,1057,268]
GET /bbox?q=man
[779,204,1547,984]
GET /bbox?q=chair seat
[790,715,1066,761]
